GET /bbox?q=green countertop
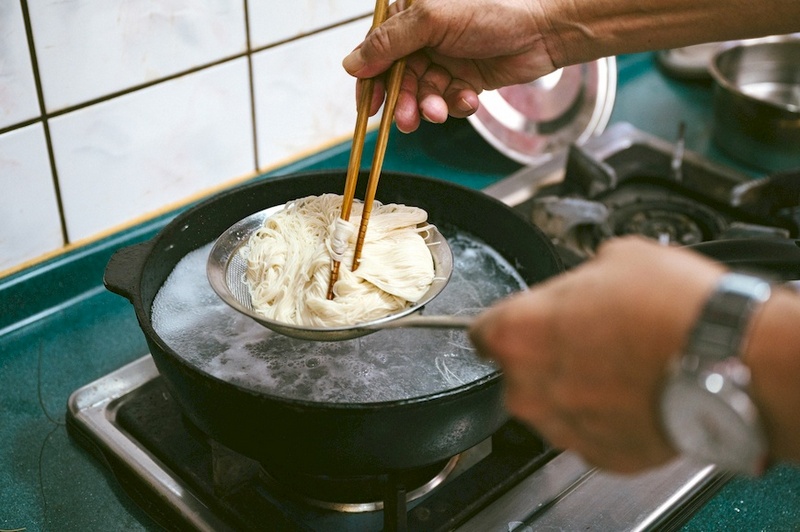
[2,53,799,531]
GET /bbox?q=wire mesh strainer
[206,205,469,341]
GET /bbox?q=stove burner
[260,455,460,513]
[607,201,717,244]
[572,185,730,253]
[505,124,800,266]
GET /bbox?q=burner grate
[502,124,799,267]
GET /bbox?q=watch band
[663,271,772,475]
[681,272,771,372]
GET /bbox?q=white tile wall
[0,1,39,129]
[0,124,63,271]
[0,1,374,277]
[253,18,374,169]
[248,1,370,48]
[28,0,248,112]
[51,58,254,242]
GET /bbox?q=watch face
[662,370,766,475]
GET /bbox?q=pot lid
[468,57,617,166]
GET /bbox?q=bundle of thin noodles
[239,194,436,327]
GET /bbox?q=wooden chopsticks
[326,0,411,300]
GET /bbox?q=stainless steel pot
[709,35,800,172]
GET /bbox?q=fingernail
[421,110,444,124]
[342,50,366,74]
[456,98,475,113]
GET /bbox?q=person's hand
[343,0,800,133]
[469,236,727,473]
[342,0,557,133]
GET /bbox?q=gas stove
[64,121,799,532]
[485,122,799,271]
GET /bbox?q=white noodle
[240,194,435,327]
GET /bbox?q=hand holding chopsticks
[326,0,412,300]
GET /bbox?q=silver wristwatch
[661,272,771,475]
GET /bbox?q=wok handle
[688,238,800,280]
[104,240,154,302]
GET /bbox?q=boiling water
[151,229,527,403]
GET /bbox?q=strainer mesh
[226,250,255,311]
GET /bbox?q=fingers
[354,78,388,118]
[344,2,484,130]
[369,79,387,116]
[445,86,480,118]
[504,377,676,472]
[416,63,451,125]
[468,271,678,473]
[343,4,427,79]
[388,52,481,132]
[414,66,479,121]
[394,68,421,133]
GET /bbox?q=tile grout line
[243,0,260,172]
[19,0,69,246]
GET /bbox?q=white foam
[151,229,526,404]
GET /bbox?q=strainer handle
[371,314,475,330]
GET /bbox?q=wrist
[542,0,785,67]
[527,0,571,68]
[742,286,800,464]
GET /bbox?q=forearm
[538,0,800,67]
[744,286,800,465]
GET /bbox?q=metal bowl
[709,35,800,171]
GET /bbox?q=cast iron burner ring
[577,193,729,253]
[259,455,461,513]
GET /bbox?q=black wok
[104,170,563,475]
